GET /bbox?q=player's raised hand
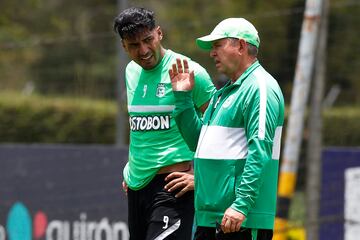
[169,58,194,91]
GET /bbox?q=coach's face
[209,38,241,80]
[122,26,165,70]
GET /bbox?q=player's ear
[156,26,163,41]
[121,40,126,49]
[121,39,129,52]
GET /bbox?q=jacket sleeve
[230,84,279,216]
[173,91,204,152]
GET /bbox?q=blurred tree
[0,0,41,90]
[0,0,359,105]
[327,0,360,104]
[29,0,118,98]
[134,0,304,100]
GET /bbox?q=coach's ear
[238,39,247,56]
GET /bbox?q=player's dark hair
[113,7,156,39]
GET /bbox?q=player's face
[122,26,164,70]
[209,38,241,79]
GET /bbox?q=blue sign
[320,148,360,240]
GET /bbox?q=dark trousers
[194,226,273,240]
[127,174,194,240]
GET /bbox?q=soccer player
[113,7,215,240]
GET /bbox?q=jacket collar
[233,60,260,86]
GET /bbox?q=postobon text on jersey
[129,115,170,131]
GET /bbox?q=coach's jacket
[173,61,285,230]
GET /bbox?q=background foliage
[0,92,359,146]
[0,92,116,143]
[0,0,359,104]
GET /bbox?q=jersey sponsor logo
[129,115,170,131]
[156,83,166,97]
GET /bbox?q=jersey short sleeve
[191,62,216,109]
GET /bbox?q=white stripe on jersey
[128,105,175,113]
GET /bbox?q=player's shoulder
[126,60,141,71]
[168,50,203,68]
[167,50,211,85]
[167,49,187,58]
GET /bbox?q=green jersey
[123,49,215,190]
[174,61,285,229]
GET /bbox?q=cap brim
[196,34,226,50]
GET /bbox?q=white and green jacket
[173,61,285,229]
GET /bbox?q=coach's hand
[221,207,245,233]
[164,171,194,198]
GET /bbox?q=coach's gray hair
[229,38,258,57]
[247,43,258,57]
